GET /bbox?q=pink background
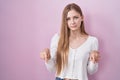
[0,0,120,80]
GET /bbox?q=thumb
[90,55,95,63]
[44,53,48,62]
[89,55,93,61]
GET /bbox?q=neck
[70,30,82,39]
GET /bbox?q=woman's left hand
[89,50,100,63]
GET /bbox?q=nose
[71,18,75,24]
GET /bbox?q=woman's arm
[87,51,99,75]
[45,33,59,72]
[87,37,100,75]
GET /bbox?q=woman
[40,3,100,80]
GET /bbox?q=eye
[74,16,79,19]
[66,17,70,21]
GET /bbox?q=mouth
[70,26,77,28]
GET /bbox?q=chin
[70,27,79,31]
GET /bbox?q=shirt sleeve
[45,33,59,72]
[87,37,99,75]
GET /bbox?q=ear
[81,16,84,21]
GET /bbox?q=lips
[70,26,77,28]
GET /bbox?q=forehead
[67,9,80,17]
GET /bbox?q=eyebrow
[67,15,79,19]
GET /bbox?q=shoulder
[88,35,99,45]
[51,33,60,41]
[89,35,98,41]
[51,33,60,44]
[89,35,99,50]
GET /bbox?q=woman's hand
[89,50,100,63]
[40,48,51,62]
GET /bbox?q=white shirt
[45,33,99,80]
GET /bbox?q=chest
[69,37,87,49]
[68,44,91,63]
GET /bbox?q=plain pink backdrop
[0,0,120,80]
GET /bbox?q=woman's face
[66,9,83,31]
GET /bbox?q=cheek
[67,21,70,26]
[77,20,82,25]
[75,21,81,26]
[77,19,82,22]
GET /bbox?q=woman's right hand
[40,48,51,62]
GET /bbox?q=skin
[40,48,50,63]
[40,9,100,64]
[66,9,83,31]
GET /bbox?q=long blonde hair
[56,3,88,75]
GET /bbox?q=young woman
[40,3,100,80]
